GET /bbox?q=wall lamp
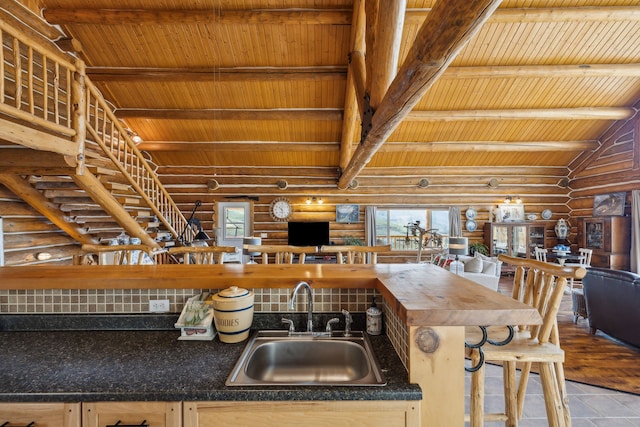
[306,197,323,204]
[503,195,522,204]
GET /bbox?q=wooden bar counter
[0,263,540,426]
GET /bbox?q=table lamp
[242,237,261,264]
[448,237,468,276]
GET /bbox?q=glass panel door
[511,225,528,258]
[493,224,509,256]
[217,202,251,263]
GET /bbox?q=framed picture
[593,192,626,216]
[336,204,359,223]
[498,204,525,222]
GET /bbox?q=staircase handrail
[0,19,189,243]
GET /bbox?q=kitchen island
[0,263,541,426]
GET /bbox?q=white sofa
[433,253,502,291]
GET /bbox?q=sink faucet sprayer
[290,281,313,332]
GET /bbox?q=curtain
[631,190,640,273]
[449,206,462,238]
[365,206,377,246]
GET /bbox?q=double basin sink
[226,330,387,386]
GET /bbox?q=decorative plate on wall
[541,209,553,220]
[465,208,477,219]
[466,220,477,232]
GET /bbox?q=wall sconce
[503,196,522,204]
[306,197,323,204]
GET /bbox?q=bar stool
[466,255,586,427]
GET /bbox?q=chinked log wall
[568,99,640,237]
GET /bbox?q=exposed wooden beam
[0,173,96,244]
[137,140,595,152]
[381,140,598,152]
[84,63,640,83]
[41,6,640,26]
[118,107,629,122]
[42,8,352,25]
[337,0,505,188]
[86,66,346,82]
[340,0,366,172]
[442,63,640,78]
[405,108,634,121]
[115,108,343,121]
[368,0,406,109]
[137,142,338,152]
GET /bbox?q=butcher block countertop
[0,263,540,327]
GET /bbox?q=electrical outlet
[260,233,268,238]
[149,299,170,313]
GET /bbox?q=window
[375,208,450,251]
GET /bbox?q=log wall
[568,99,640,241]
[0,184,81,266]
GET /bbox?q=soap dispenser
[366,297,382,335]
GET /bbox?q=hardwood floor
[498,276,640,396]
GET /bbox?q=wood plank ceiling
[34,0,640,202]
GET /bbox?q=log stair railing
[0,18,189,248]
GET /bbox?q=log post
[72,59,87,176]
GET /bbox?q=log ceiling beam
[155,165,567,176]
[405,107,635,121]
[116,107,631,121]
[86,66,347,82]
[368,1,406,110]
[338,0,503,189]
[339,0,365,171]
[137,140,596,152]
[84,63,640,83]
[41,7,640,26]
[115,109,343,121]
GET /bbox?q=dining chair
[319,244,392,264]
[241,244,318,264]
[564,247,593,322]
[534,246,548,262]
[168,246,238,264]
[466,255,586,427]
[81,243,156,265]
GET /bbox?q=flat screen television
[287,221,330,247]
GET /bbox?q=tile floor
[465,363,640,426]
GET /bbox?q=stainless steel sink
[225,330,387,386]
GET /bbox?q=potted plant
[469,241,489,256]
[343,237,364,246]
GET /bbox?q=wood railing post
[71,59,86,175]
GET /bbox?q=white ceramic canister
[212,286,255,343]
[366,297,382,335]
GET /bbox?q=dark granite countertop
[0,314,421,403]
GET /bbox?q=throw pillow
[482,260,497,276]
[464,256,483,273]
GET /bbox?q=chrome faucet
[342,309,353,337]
[289,281,313,332]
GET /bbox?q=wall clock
[269,197,292,222]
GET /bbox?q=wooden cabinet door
[183,401,419,427]
[83,402,181,427]
[0,403,80,427]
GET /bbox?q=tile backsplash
[0,287,409,368]
[0,288,379,314]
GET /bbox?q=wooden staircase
[0,17,187,250]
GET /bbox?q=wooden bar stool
[242,244,318,264]
[168,246,238,264]
[319,244,391,264]
[466,255,586,427]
